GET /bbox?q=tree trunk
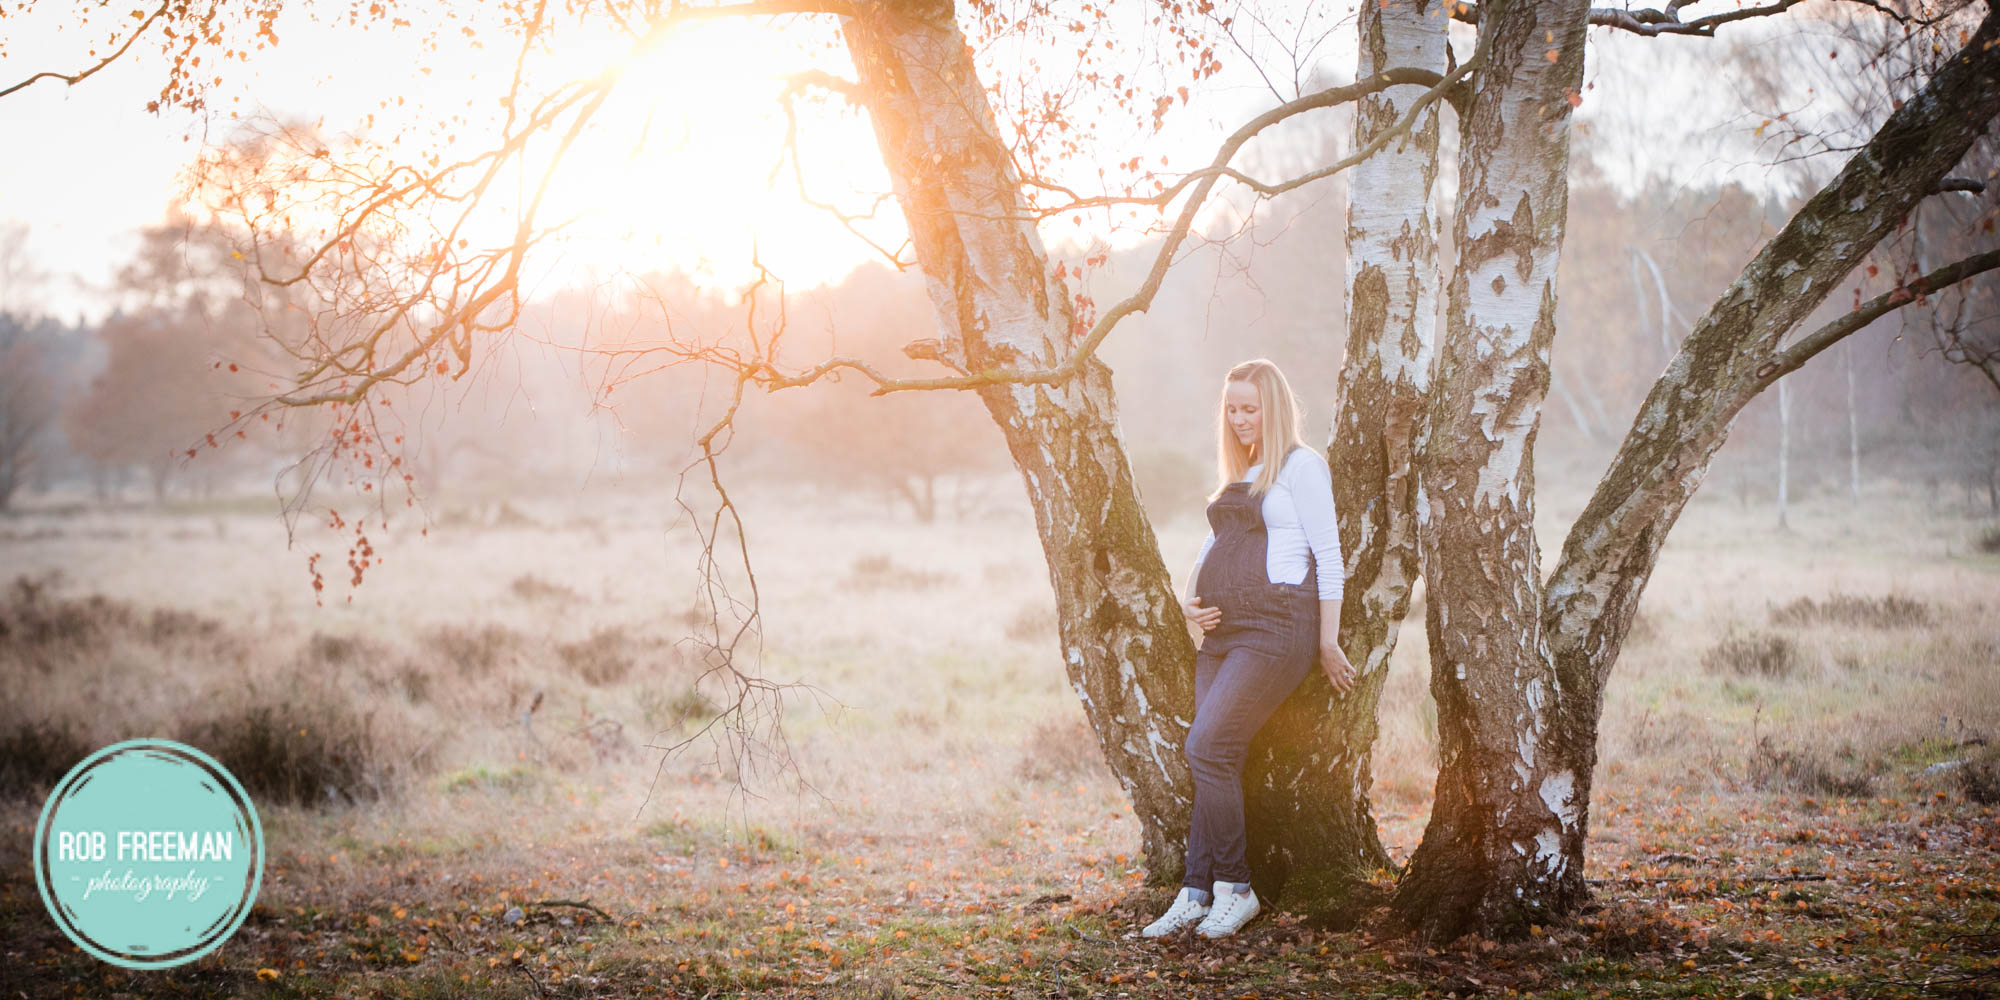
[1253,0,1449,914]
[839,0,1390,899]
[1628,251,1654,359]
[1536,0,2000,940]
[891,476,937,523]
[1392,0,1592,941]
[1844,341,1860,503]
[1634,247,1677,357]
[1777,376,1792,528]
[1552,380,1597,441]
[148,456,172,504]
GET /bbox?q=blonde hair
[1212,358,1308,500]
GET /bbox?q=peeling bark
[839,0,1200,883]
[1242,0,1450,912]
[841,0,1448,906]
[1393,0,1591,941]
[1545,1,2000,752]
[1526,0,2000,940]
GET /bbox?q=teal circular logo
[33,739,264,969]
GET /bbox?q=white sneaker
[1140,887,1211,938]
[1194,880,1259,938]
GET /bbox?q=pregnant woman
[1141,358,1357,940]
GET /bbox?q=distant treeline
[2,146,1995,520]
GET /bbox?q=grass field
[2,468,1997,998]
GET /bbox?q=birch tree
[1389,0,2000,940]
[1241,0,1450,900]
[11,0,1998,942]
[3,0,1465,900]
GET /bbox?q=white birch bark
[1245,0,1451,893]
[1394,0,1593,940]
[838,0,1444,898]
[839,0,1200,881]
[1529,4,2000,940]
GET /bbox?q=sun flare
[533,18,901,292]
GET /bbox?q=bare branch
[654,0,854,22]
[1545,3,2000,705]
[775,69,913,268]
[0,1,170,100]
[1765,248,2000,379]
[1029,67,1456,218]
[1071,59,1475,371]
[575,60,1478,407]
[725,60,1479,401]
[782,67,864,103]
[1589,0,1805,37]
[1447,0,1937,37]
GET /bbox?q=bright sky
[0,0,1877,324]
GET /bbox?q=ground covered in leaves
[4,482,1997,997]
[4,777,1995,999]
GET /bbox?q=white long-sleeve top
[1191,446,1346,603]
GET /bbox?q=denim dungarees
[1182,463,1320,891]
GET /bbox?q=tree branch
[1028,66,1457,217]
[653,0,854,22]
[1447,0,1929,37]
[1544,3,2000,705]
[1764,248,2000,380]
[1068,59,1476,381]
[736,58,1482,400]
[0,1,171,100]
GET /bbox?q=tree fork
[1537,2,2000,927]
[838,0,1409,902]
[838,0,1199,883]
[1243,0,1456,920]
[1395,0,1592,941]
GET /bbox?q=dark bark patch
[1509,191,1536,283]
[1350,263,1390,349]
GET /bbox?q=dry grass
[4,477,1995,844]
[1769,592,1934,628]
[844,551,956,591]
[1013,715,1112,783]
[0,716,90,799]
[0,473,1996,996]
[509,572,582,603]
[1701,631,1800,678]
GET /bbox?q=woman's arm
[1183,531,1220,634]
[1187,530,1215,601]
[1289,453,1355,692]
[1288,452,1346,605]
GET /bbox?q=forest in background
[3,131,1996,532]
[2,1,1999,989]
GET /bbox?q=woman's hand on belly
[1182,595,1221,632]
